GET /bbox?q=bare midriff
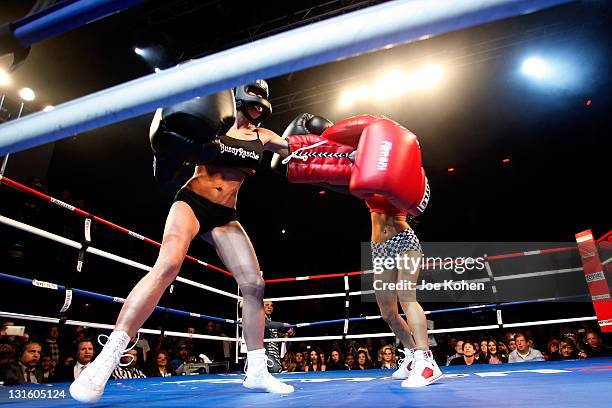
[370,212,409,242]
[184,164,246,208]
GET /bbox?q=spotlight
[521,57,549,78]
[154,67,161,73]
[19,87,36,102]
[373,70,409,99]
[0,69,10,86]
[42,105,55,112]
[134,47,145,56]
[410,64,443,90]
[447,167,455,173]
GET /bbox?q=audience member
[449,342,484,366]
[148,350,175,377]
[43,326,61,371]
[304,348,326,372]
[53,339,95,382]
[378,346,398,370]
[326,349,346,371]
[508,333,544,363]
[583,330,612,357]
[446,339,464,366]
[487,339,507,364]
[0,341,43,384]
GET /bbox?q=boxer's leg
[204,221,293,394]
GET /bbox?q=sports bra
[207,131,264,175]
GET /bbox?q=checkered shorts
[371,228,422,260]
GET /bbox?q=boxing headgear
[235,79,272,125]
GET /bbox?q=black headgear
[235,79,272,125]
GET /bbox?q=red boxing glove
[321,114,385,148]
[365,194,407,217]
[350,118,430,217]
[283,134,354,185]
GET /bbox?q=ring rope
[0,176,233,277]
[0,311,239,342]
[281,294,589,329]
[263,316,598,343]
[0,272,237,324]
[0,213,241,300]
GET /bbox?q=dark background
[0,1,609,335]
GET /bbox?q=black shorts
[174,188,237,234]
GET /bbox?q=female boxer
[71,80,299,403]
[368,195,442,387]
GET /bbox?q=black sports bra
[207,131,264,175]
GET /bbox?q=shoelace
[397,349,412,368]
[281,140,328,164]
[97,332,140,367]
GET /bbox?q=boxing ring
[2,359,612,407]
[1,0,611,406]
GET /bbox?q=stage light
[42,105,55,112]
[19,87,35,102]
[0,69,10,86]
[521,57,549,78]
[134,47,145,56]
[409,64,443,90]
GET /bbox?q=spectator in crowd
[449,342,483,366]
[148,350,175,377]
[111,349,146,379]
[0,341,43,384]
[263,301,294,373]
[583,330,612,357]
[354,350,371,370]
[545,339,560,360]
[53,339,95,382]
[487,339,507,364]
[40,355,54,383]
[43,326,61,372]
[378,346,398,370]
[472,342,483,362]
[479,340,488,359]
[345,353,355,370]
[357,347,374,366]
[508,333,544,363]
[507,338,517,352]
[497,341,509,356]
[446,339,464,366]
[326,349,346,371]
[549,337,585,361]
[171,344,195,373]
[282,351,297,372]
[304,349,326,372]
[293,351,305,372]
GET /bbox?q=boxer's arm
[259,127,290,157]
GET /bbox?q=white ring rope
[0,311,240,342]
[0,213,241,301]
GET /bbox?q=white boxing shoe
[401,350,443,388]
[391,348,415,380]
[69,331,131,403]
[242,349,294,394]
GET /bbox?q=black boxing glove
[271,113,333,173]
[150,90,236,182]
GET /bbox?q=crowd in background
[1,317,611,385]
